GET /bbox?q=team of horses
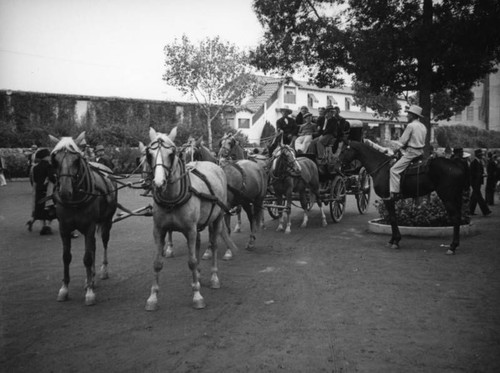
[47,128,469,310]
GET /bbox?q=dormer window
[284,86,296,104]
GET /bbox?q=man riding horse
[387,104,427,201]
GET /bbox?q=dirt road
[1,180,500,372]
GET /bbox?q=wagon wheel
[267,206,282,220]
[356,167,371,214]
[329,176,346,223]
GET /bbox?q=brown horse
[144,127,232,310]
[269,143,327,233]
[49,133,118,306]
[340,140,468,254]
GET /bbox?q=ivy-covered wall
[0,90,230,148]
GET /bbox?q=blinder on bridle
[147,137,178,176]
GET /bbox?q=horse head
[218,133,235,160]
[271,144,301,177]
[147,127,179,187]
[50,132,87,201]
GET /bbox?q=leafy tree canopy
[163,35,262,149]
[251,0,500,121]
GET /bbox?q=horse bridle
[270,145,299,179]
[218,135,236,160]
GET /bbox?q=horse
[149,136,236,260]
[143,127,233,310]
[268,143,327,233]
[49,132,118,306]
[339,140,468,254]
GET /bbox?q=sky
[0,0,265,101]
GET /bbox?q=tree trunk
[207,115,213,150]
[419,0,434,156]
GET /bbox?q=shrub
[374,192,470,227]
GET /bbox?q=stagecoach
[264,120,371,223]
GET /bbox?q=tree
[163,35,262,149]
[251,0,500,148]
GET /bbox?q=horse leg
[164,231,174,258]
[441,194,462,255]
[233,206,242,233]
[187,228,205,309]
[242,203,257,250]
[100,221,112,280]
[316,193,328,227]
[299,192,309,229]
[209,216,222,289]
[284,191,293,234]
[57,230,72,302]
[83,225,97,306]
[221,215,237,260]
[276,195,285,232]
[384,200,401,250]
[145,224,167,311]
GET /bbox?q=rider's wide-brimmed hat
[406,105,424,118]
[279,106,293,114]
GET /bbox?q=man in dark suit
[95,145,114,171]
[314,107,326,138]
[469,148,491,216]
[295,106,309,125]
[269,106,298,155]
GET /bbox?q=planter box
[368,218,477,237]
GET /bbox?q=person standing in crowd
[333,106,350,149]
[469,148,492,216]
[295,106,309,125]
[95,145,114,170]
[295,112,315,154]
[387,105,427,200]
[485,151,498,206]
[314,107,326,138]
[0,153,7,186]
[27,148,57,235]
[268,106,298,155]
[27,144,38,185]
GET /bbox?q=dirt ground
[1,179,500,373]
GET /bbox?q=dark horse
[215,133,268,253]
[340,141,467,254]
[269,143,327,233]
[50,133,118,305]
[144,127,233,310]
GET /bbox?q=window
[345,97,351,111]
[284,86,296,104]
[238,118,250,129]
[466,106,474,121]
[327,95,338,107]
[455,112,462,121]
[307,93,319,108]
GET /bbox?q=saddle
[401,155,429,180]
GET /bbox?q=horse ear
[139,141,146,154]
[149,127,157,142]
[49,135,60,144]
[75,132,86,145]
[195,137,203,146]
[168,127,177,142]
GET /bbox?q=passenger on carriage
[306,105,345,163]
[295,112,315,154]
[295,105,309,125]
[313,107,326,139]
[387,104,427,200]
[268,106,298,155]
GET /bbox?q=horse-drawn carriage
[263,119,371,223]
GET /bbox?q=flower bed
[368,218,477,237]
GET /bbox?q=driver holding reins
[387,104,427,200]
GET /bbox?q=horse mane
[52,137,83,154]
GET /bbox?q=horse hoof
[145,301,159,312]
[322,219,328,227]
[192,298,206,309]
[391,244,400,250]
[210,278,221,289]
[85,295,96,306]
[164,250,174,258]
[57,286,69,302]
[222,250,233,260]
[445,249,456,255]
[245,243,255,252]
[276,226,284,232]
[100,272,109,280]
[300,223,307,229]
[285,228,291,234]
[233,227,241,233]
[201,251,212,260]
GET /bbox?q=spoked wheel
[356,167,371,214]
[329,176,346,223]
[267,206,282,220]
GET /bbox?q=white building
[228,76,409,145]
